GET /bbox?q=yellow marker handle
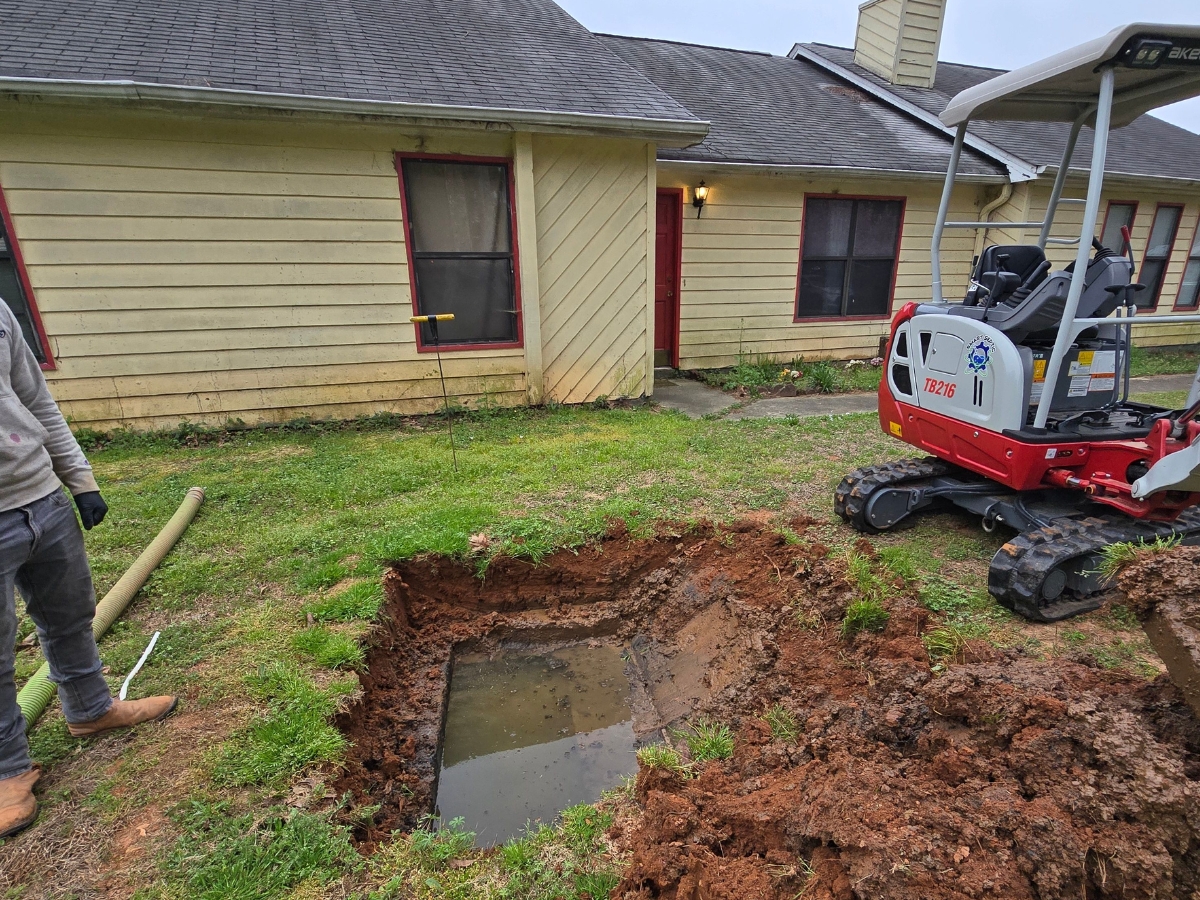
[410,314,455,323]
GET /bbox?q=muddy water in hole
[436,644,637,845]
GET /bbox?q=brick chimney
[853,0,947,88]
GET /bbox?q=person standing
[0,298,177,839]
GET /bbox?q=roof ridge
[595,32,773,58]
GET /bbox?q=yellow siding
[854,0,903,82]
[532,135,652,403]
[658,168,986,369]
[0,101,529,429]
[894,0,946,87]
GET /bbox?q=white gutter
[657,158,1007,183]
[787,45,1041,184]
[0,76,711,146]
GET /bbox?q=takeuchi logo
[966,335,995,375]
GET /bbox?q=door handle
[667,290,674,298]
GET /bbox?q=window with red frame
[1140,205,1182,310]
[1099,201,1136,254]
[0,212,45,363]
[797,197,903,318]
[399,158,518,347]
[1177,223,1200,310]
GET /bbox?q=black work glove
[73,491,108,530]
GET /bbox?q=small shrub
[304,581,384,622]
[804,360,839,393]
[290,625,364,670]
[678,718,734,762]
[762,704,799,742]
[841,598,889,638]
[636,743,689,776]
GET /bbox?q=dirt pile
[335,523,1200,899]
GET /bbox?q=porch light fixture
[693,181,708,218]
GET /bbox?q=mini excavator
[836,24,1200,623]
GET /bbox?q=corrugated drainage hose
[17,486,206,730]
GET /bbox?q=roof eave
[789,44,1041,184]
[0,76,711,146]
[657,158,1008,183]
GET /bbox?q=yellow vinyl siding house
[0,0,703,430]
[3,0,1200,429]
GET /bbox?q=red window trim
[793,192,907,324]
[1173,211,1200,311]
[656,187,684,369]
[0,181,55,369]
[1099,199,1139,254]
[1140,201,1184,312]
[394,152,524,353]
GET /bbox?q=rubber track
[835,457,949,533]
[990,506,1200,622]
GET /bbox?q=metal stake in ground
[411,314,458,471]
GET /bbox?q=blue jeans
[0,489,111,781]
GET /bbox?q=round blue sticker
[966,336,995,375]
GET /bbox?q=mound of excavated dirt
[335,524,1200,899]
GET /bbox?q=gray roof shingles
[0,0,701,124]
[804,44,1200,182]
[599,34,1002,177]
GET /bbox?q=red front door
[654,190,682,368]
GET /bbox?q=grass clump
[164,800,359,900]
[636,743,690,776]
[405,816,476,870]
[1096,534,1181,581]
[305,580,384,622]
[841,598,889,638]
[560,804,614,854]
[678,718,735,762]
[878,545,919,581]
[923,622,975,665]
[575,871,621,899]
[762,704,800,742]
[215,663,353,786]
[290,625,364,670]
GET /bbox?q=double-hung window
[1139,204,1182,310]
[1177,224,1200,310]
[399,157,520,348]
[1099,201,1136,254]
[796,196,903,319]
[0,205,46,364]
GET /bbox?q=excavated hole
[333,521,796,846]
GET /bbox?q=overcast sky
[557,0,1200,133]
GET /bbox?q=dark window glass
[797,197,902,318]
[0,216,45,363]
[1100,202,1136,253]
[401,159,518,346]
[1177,226,1200,310]
[1140,205,1182,309]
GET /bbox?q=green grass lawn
[0,404,1165,899]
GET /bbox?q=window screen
[797,197,902,318]
[0,213,45,363]
[1139,205,1182,310]
[1100,202,1136,254]
[1177,225,1200,310]
[401,159,518,346]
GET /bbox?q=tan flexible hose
[17,486,206,730]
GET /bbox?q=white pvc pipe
[1034,67,1115,430]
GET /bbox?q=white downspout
[973,180,1013,260]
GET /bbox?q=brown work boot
[67,696,178,738]
[0,766,40,839]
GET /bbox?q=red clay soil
[334,523,1200,899]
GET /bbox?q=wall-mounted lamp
[692,181,708,218]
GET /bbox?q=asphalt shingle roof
[0,0,701,125]
[804,44,1200,182]
[599,34,1002,177]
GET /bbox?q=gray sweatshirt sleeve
[4,305,100,496]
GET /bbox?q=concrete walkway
[652,372,1196,421]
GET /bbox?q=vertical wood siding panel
[534,136,650,402]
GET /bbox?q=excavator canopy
[941,23,1200,127]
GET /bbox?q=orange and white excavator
[836,24,1200,622]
